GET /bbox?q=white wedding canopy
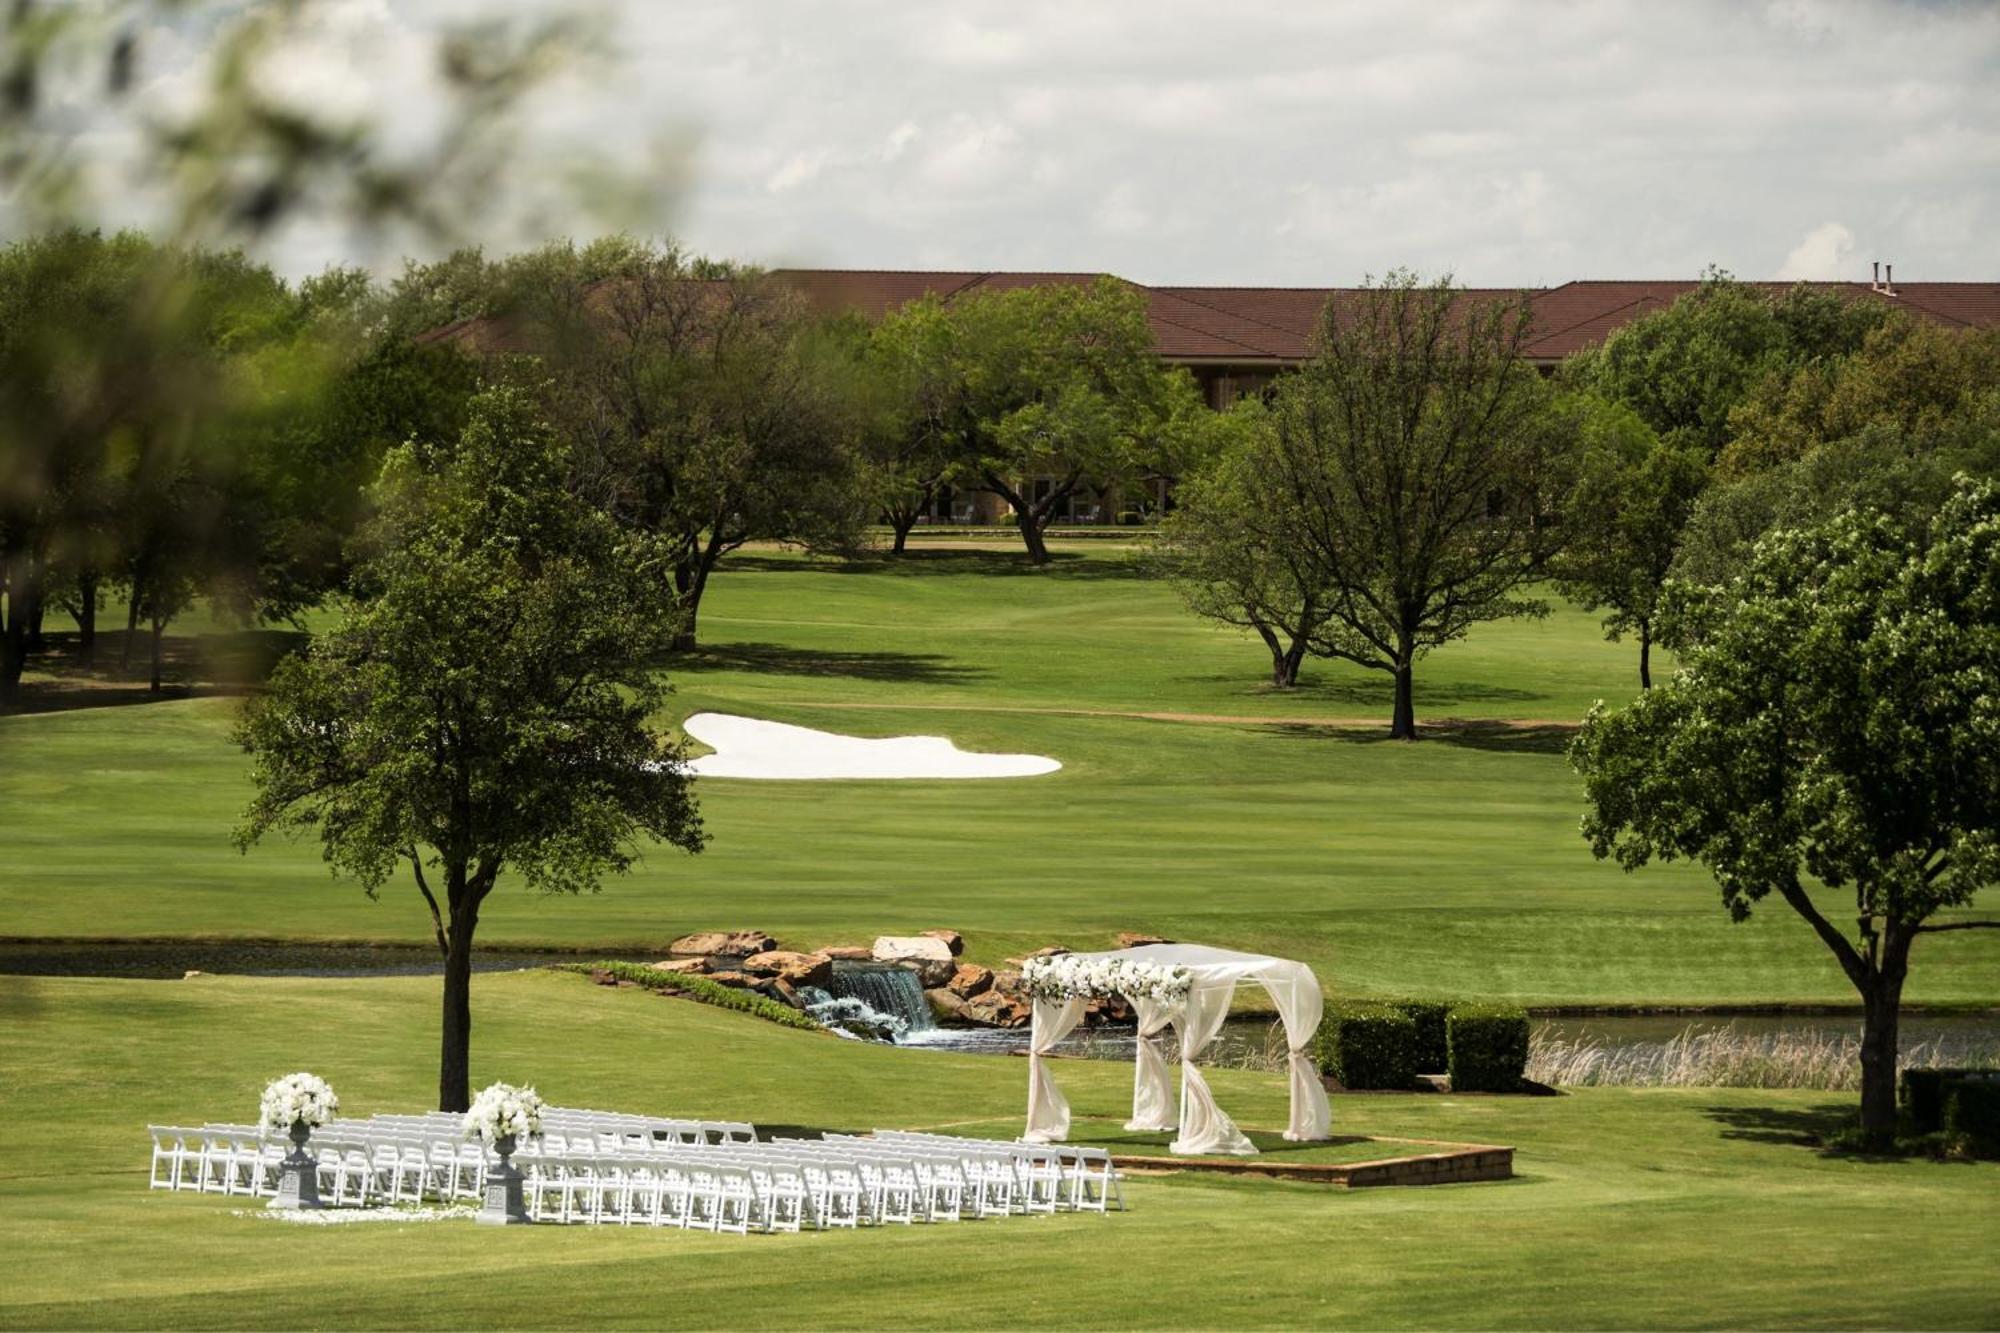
[1023,943,1333,1156]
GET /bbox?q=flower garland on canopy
[260,1072,339,1132]
[462,1081,545,1144]
[1020,954,1192,1005]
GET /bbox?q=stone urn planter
[267,1118,323,1210]
[477,1134,531,1225]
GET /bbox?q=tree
[1263,272,1574,738]
[1549,396,1708,688]
[1571,274,1887,459]
[901,278,1199,565]
[234,386,704,1111]
[1152,401,1329,687]
[433,239,869,650]
[1569,478,2000,1144]
[857,305,971,554]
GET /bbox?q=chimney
[1872,261,1881,288]
[1884,263,1895,295]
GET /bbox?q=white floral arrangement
[260,1072,339,1133]
[462,1081,545,1145]
[1020,954,1192,1005]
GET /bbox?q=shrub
[1942,1075,2000,1151]
[555,961,827,1033]
[1316,1003,1417,1090]
[1447,1005,1530,1092]
[1387,998,1451,1073]
[1902,1066,1986,1134]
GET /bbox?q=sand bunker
[679,712,1061,780]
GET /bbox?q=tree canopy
[1262,271,1575,737]
[1570,476,2000,1140]
[235,385,704,1110]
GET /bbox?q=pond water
[5,943,1993,1068]
[0,941,584,979]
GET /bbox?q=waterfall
[800,963,934,1043]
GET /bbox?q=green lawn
[3,543,1996,1005]
[0,970,1993,1329]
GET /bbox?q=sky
[40,0,2000,286]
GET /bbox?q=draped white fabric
[1022,997,1087,1144]
[1023,942,1333,1155]
[1124,996,1179,1132]
[1171,978,1257,1155]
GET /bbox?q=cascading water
[799,962,934,1043]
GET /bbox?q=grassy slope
[0,971,1994,1330]
[2,545,1996,1005]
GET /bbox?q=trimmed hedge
[555,961,827,1033]
[1942,1076,2000,1149]
[1387,999,1452,1074]
[1446,1004,1531,1093]
[1316,1003,1417,1090]
[1901,1067,1995,1134]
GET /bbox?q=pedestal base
[476,1161,530,1225]
[267,1142,323,1211]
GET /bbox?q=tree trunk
[1279,637,1308,688]
[890,512,917,554]
[439,895,477,1113]
[24,573,45,653]
[121,590,141,669]
[670,561,701,653]
[0,549,26,705]
[1017,510,1052,565]
[1638,622,1653,691]
[1391,664,1415,738]
[148,610,165,693]
[75,570,98,666]
[1856,928,1911,1147]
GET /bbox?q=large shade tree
[1152,401,1330,687]
[235,386,704,1111]
[881,279,1202,565]
[1570,478,2000,1143]
[1549,397,1708,689]
[1265,271,1574,737]
[433,240,869,649]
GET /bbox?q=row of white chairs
[147,1111,1124,1232]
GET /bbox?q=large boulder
[1117,932,1170,948]
[902,957,956,989]
[704,969,759,989]
[820,945,873,961]
[920,929,965,956]
[991,969,1025,997]
[669,930,777,958]
[926,987,971,1023]
[961,990,1031,1029]
[649,958,708,975]
[946,963,993,999]
[872,935,955,965]
[741,950,833,988]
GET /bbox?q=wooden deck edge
[1108,1141,1514,1188]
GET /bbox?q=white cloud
[1777,221,1857,280]
[41,0,1997,285]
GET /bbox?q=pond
[0,941,585,979]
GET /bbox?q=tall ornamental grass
[1528,1025,2000,1091]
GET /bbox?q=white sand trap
[679,712,1061,780]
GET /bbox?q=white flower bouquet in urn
[259,1072,339,1133]
[462,1081,545,1145]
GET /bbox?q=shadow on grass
[671,640,989,686]
[1262,720,1578,755]
[1700,1101,1900,1157]
[1,628,306,717]
[724,547,1141,582]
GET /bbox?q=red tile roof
[771,270,2000,365]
